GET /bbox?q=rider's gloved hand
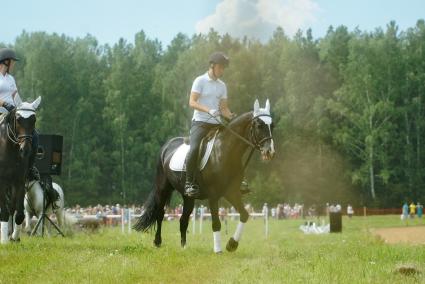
[208,109,220,117]
[2,102,15,112]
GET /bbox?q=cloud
[196,0,321,41]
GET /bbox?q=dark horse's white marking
[134,99,275,253]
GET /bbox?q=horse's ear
[254,99,260,113]
[32,96,41,110]
[265,99,270,113]
[13,92,23,107]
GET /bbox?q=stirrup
[240,180,251,194]
[184,182,200,198]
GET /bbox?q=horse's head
[251,99,275,161]
[10,94,41,159]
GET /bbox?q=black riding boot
[184,152,200,198]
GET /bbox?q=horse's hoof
[153,240,161,248]
[9,237,20,243]
[226,237,238,252]
[215,251,223,254]
[181,240,186,248]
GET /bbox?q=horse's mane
[227,111,253,129]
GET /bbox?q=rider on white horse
[0,48,40,181]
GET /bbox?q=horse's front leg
[225,192,249,252]
[209,199,222,253]
[0,187,10,244]
[11,183,26,242]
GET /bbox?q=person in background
[402,202,409,222]
[409,202,416,219]
[347,204,354,219]
[417,202,423,218]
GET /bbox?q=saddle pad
[169,133,217,172]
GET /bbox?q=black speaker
[35,134,63,176]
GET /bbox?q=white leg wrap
[213,231,222,253]
[1,222,9,244]
[12,224,22,241]
[233,221,245,242]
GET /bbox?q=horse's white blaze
[1,221,9,244]
[213,231,222,253]
[268,125,275,155]
[233,221,245,242]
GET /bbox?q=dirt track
[371,226,425,244]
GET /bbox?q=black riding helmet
[0,48,20,64]
[209,52,229,67]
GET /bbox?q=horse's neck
[220,113,252,162]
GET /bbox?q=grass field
[0,215,424,283]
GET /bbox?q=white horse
[24,181,65,235]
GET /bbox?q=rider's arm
[219,99,234,120]
[189,92,211,113]
[0,99,15,112]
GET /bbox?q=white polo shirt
[0,73,18,113]
[191,72,227,124]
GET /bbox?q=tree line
[2,20,425,208]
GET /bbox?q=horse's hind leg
[153,183,173,248]
[154,205,165,248]
[180,196,194,248]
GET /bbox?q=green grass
[0,216,424,283]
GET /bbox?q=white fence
[74,205,270,237]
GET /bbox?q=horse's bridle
[250,114,273,150]
[211,113,273,151]
[7,113,33,147]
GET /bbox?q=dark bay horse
[0,95,41,244]
[134,99,275,253]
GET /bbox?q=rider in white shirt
[0,48,40,180]
[184,52,234,198]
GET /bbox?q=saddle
[169,127,221,172]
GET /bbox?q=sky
[3,0,425,48]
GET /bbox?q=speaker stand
[31,175,65,237]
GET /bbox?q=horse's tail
[133,155,173,232]
[133,190,158,232]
